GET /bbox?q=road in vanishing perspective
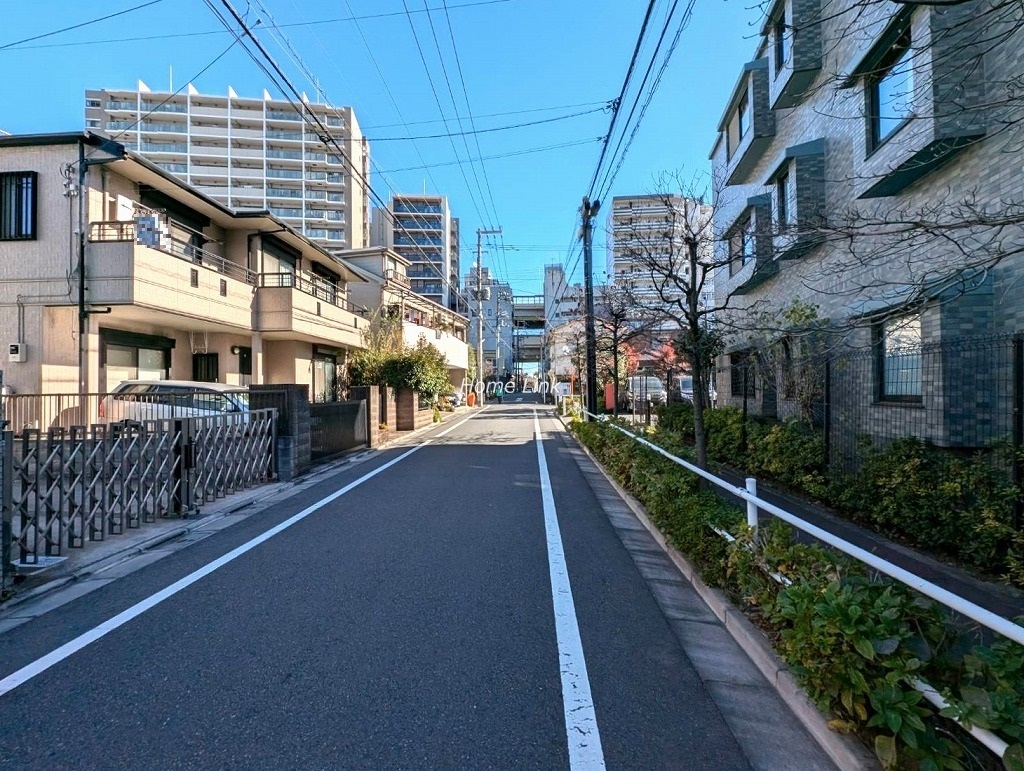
[0,399,835,769]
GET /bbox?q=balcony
[385,268,410,288]
[86,222,255,329]
[255,272,362,347]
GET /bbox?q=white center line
[0,412,479,698]
[533,410,606,770]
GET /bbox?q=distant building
[371,194,460,312]
[85,82,370,253]
[464,266,514,378]
[606,194,715,341]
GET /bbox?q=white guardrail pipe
[582,411,1024,647]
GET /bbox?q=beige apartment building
[0,132,370,409]
[343,246,470,388]
[85,83,370,253]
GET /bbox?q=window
[774,15,789,70]
[728,216,754,275]
[877,314,922,401]
[0,171,37,240]
[737,93,749,140]
[776,168,793,231]
[870,28,914,147]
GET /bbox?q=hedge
[571,418,1024,771]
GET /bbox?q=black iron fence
[309,400,367,461]
[723,333,1024,500]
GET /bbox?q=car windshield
[231,391,249,409]
[635,378,664,389]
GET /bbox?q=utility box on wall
[8,343,26,363]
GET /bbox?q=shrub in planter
[747,420,829,500]
[703,407,748,465]
[654,402,695,439]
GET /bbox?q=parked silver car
[624,376,667,408]
[99,380,249,425]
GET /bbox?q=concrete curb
[553,414,878,771]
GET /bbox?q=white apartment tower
[607,194,715,328]
[85,82,370,252]
[371,194,459,311]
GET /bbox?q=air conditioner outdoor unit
[9,342,26,362]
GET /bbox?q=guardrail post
[746,477,758,533]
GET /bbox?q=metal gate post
[173,419,196,517]
[1,431,12,591]
[1013,335,1023,532]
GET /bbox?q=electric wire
[3,0,513,50]
[0,0,164,51]
[204,0,512,346]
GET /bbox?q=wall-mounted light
[230,346,241,355]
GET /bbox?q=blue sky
[1,0,762,294]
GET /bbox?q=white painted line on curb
[0,411,479,698]
[533,410,606,770]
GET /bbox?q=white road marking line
[0,412,479,698]
[533,410,606,770]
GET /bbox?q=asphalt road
[0,400,816,769]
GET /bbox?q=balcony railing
[89,221,256,285]
[258,272,361,313]
[385,268,411,288]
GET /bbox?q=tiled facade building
[85,83,370,253]
[371,194,460,312]
[710,0,1024,448]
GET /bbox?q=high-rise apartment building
[371,194,459,311]
[607,194,715,335]
[85,82,370,252]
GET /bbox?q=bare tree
[613,177,742,468]
[594,282,660,415]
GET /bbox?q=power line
[0,0,164,50]
[374,137,601,174]
[2,0,513,50]
[361,100,609,130]
[584,0,658,199]
[204,0,509,341]
[368,107,607,141]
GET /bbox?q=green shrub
[569,419,1024,770]
[703,407,748,465]
[838,438,1023,582]
[654,402,695,439]
[747,420,829,500]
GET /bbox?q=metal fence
[823,334,1020,473]
[309,400,367,461]
[1,409,277,589]
[725,332,1023,477]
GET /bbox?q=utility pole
[475,227,501,398]
[580,197,600,420]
